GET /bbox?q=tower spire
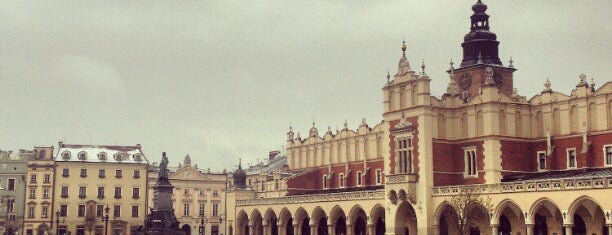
[459,0,502,67]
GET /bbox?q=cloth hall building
[226,1,612,235]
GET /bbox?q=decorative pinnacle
[312,118,315,127]
[421,60,426,75]
[477,52,483,64]
[590,78,595,87]
[544,78,551,89]
[401,38,407,56]
[449,59,455,71]
[386,70,391,83]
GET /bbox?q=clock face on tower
[459,73,472,90]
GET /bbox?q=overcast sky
[0,1,610,171]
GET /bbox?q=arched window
[77,152,87,160]
[589,102,597,131]
[535,111,543,138]
[437,114,446,138]
[515,111,522,137]
[98,152,107,161]
[133,154,142,162]
[499,109,507,135]
[553,108,561,135]
[114,153,123,162]
[570,105,579,133]
[61,151,71,160]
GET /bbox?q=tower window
[376,169,382,185]
[356,171,362,186]
[464,148,477,177]
[322,175,328,189]
[537,151,547,171]
[396,137,413,174]
[567,148,577,169]
[339,174,345,188]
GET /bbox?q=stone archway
[265,208,279,235]
[464,202,490,235]
[279,208,293,235]
[329,206,347,235]
[529,198,563,235]
[182,224,192,235]
[251,210,264,235]
[568,196,606,235]
[493,200,525,235]
[348,206,367,235]
[395,202,417,235]
[294,208,309,235]
[37,223,50,235]
[237,210,249,235]
[435,203,459,235]
[369,205,385,235]
[311,207,327,235]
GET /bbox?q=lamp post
[104,205,110,235]
[199,216,207,235]
[55,210,60,235]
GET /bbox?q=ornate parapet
[386,173,418,184]
[237,189,384,206]
[432,176,611,196]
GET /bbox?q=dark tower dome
[233,159,247,189]
[460,0,502,67]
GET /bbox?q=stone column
[346,224,353,235]
[607,224,612,235]
[328,224,334,235]
[249,225,254,235]
[525,224,534,235]
[277,222,284,235]
[431,225,439,235]
[490,225,498,235]
[563,224,573,235]
[366,224,375,235]
[310,224,317,235]
[293,224,300,235]
[263,223,269,235]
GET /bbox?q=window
[77,226,85,235]
[99,169,105,178]
[376,169,382,185]
[213,190,219,196]
[537,151,547,171]
[97,205,104,217]
[78,205,85,217]
[183,203,190,216]
[61,186,69,198]
[356,171,362,186]
[114,187,122,198]
[79,187,87,198]
[27,206,35,218]
[43,187,50,199]
[29,188,36,199]
[30,174,37,183]
[98,187,105,198]
[396,138,413,174]
[80,169,87,177]
[6,199,14,212]
[60,205,68,217]
[115,170,122,178]
[78,152,87,160]
[132,206,139,217]
[62,152,71,160]
[604,145,612,166]
[98,152,107,161]
[199,203,205,216]
[41,205,49,218]
[133,154,142,162]
[62,168,69,177]
[199,189,206,196]
[44,174,51,183]
[212,203,219,216]
[132,188,140,199]
[567,148,577,168]
[114,154,122,161]
[339,174,345,187]
[8,178,15,190]
[184,189,190,196]
[113,205,121,218]
[322,175,328,189]
[464,148,478,177]
[275,179,279,190]
[133,170,140,178]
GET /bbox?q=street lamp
[104,205,110,235]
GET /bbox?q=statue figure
[159,152,169,180]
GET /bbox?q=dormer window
[77,152,87,161]
[98,153,107,161]
[133,154,142,162]
[114,153,123,162]
[61,152,71,160]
